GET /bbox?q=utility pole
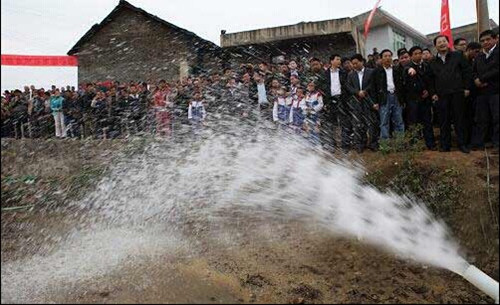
[476,0,490,36]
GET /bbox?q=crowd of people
[1,29,498,154]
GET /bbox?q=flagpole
[476,0,490,36]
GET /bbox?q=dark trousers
[406,99,435,148]
[11,114,28,139]
[338,99,354,149]
[320,98,339,151]
[1,118,13,138]
[437,92,466,149]
[321,96,353,151]
[352,97,379,149]
[472,94,499,148]
[367,104,380,149]
[463,95,475,146]
[64,115,81,138]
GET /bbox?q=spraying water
[1,118,496,303]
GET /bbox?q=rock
[412,285,429,294]
[347,289,359,296]
[289,297,305,304]
[243,274,270,288]
[290,284,322,300]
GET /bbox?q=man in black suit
[471,30,499,153]
[404,46,436,150]
[428,35,473,154]
[323,54,350,153]
[346,54,378,153]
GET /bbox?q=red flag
[440,0,454,49]
[364,0,383,40]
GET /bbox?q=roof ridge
[68,0,219,55]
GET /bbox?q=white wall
[365,25,391,55]
[1,66,78,92]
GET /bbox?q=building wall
[224,33,357,68]
[364,25,391,55]
[221,18,355,47]
[73,8,221,84]
[367,25,430,56]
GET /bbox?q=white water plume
[72,123,468,274]
[1,122,470,303]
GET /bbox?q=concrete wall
[364,25,391,55]
[73,8,222,84]
[221,18,355,47]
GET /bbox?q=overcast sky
[1,0,499,55]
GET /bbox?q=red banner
[1,55,78,66]
[364,0,383,40]
[440,0,454,49]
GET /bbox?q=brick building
[67,0,222,84]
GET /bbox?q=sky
[1,0,499,56]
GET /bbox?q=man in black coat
[323,54,350,152]
[428,35,473,154]
[404,46,436,150]
[471,30,499,152]
[345,54,377,153]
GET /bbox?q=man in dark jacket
[404,46,436,150]
[428,35,473,154]
[373,49,406,141]
[471,30,499,152]
[9,90,29,139]
[464,42,483,146]
[346,54,377,153]
[324,54,350,152]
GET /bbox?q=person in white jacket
[188,91,207,125]
[289,87,308,133]
[272,87,293,125]
[304,82,324,144]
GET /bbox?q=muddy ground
[1,138,498,304]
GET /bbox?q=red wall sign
[1,54,78,66]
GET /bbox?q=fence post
[80,124,85,140]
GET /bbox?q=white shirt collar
[438,52,448,61]
[485,44,497,56]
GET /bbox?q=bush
[379,125,426,155]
